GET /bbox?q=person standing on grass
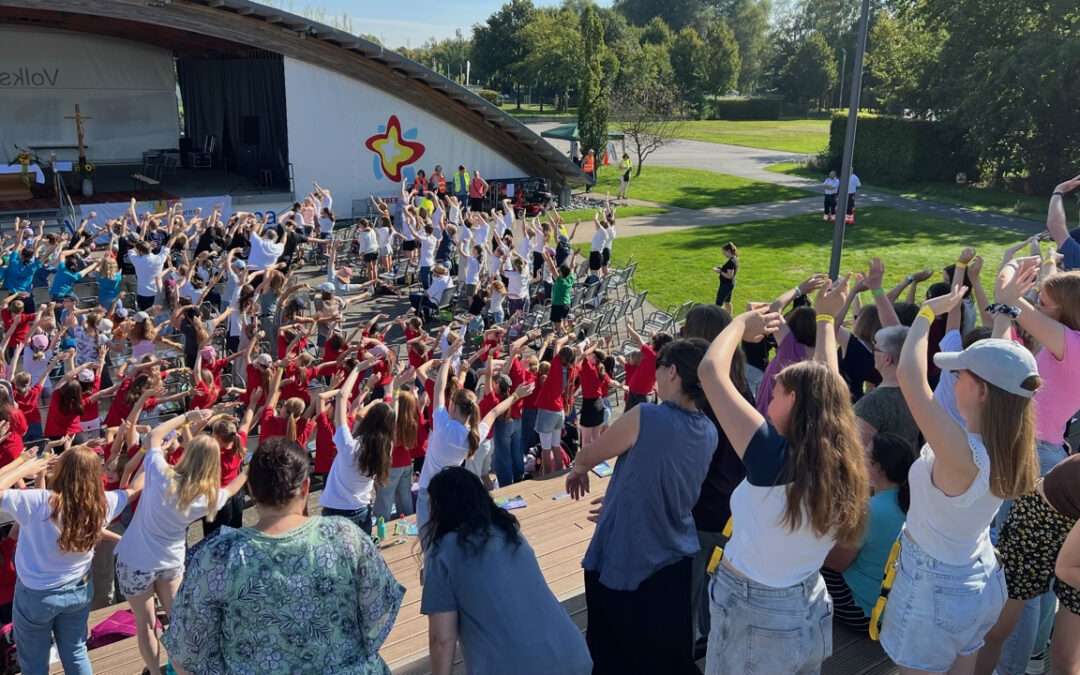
[582,150,596,193]
[618,153,633,200]
[823,170,840,220]
[713,242,739,311]
[847,170,862,219]
[567,338,718,675]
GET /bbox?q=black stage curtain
[177,55,289,185]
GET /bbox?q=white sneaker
[1026,651,1047,674]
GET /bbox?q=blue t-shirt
[97,272,123,308]
[49,266,83,299]
[3,253,41,293]
[842,487,906,616]
[1062,228,1080,272]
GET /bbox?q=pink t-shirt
[1033,328,1080,444]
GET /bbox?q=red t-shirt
[80,378,102,422]
[103,381,158,427]
[579,359,610,399]
[242,364,266,406]
[190,380,220,409]
[277,332,308,360]
[478,390,501,440]
[0,309,33,346]
[534,354,574,413]
[14,383,43,426]
[220,430,248,485]
[206,357,230,388]
[627,344,657,396]
[391,406,427,468]
[0,536,16,605]
[0,408,27,467]
[44,393,82,437]
[258,408,313,446]
[507,358,531,419]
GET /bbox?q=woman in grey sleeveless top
[566,338,718,675]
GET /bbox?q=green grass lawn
[609,206,1022,312]
[766,162,1046,220]
[499,103,576,118]
[674,119,830,154]
[557,205,668,222]
[587,166,808,210]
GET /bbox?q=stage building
[0,0,583,222]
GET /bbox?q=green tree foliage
[640,16,674,45]
[518,8,584,111]
[703,20,741,97]
[470,0,536,103]
[577,5,610,161]
[398,30,471,82]
[915,0,1080,190]
[778,31,836,107]
[670,27,709,115]
[864,11,941,115]
[614,0,706,30]
[710,0,771,92]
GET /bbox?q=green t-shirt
[553,274,575,306]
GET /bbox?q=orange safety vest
[582,154,595,173]
[436,174,446,193]
[469,176,486,198]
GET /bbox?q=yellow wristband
[816,314,835,324]
[954,261,968,269]
[917,306,936,323]
[870,287,886,298]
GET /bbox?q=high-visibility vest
[469,176,486,198]
[453,171,470,194]
[621,158,632,172]
[582,154,595,173]
[435,174,447,193]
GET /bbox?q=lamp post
[837,48,847,109]
[829,0,871,280]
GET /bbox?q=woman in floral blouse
[164,437,405,675]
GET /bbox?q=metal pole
[837,48,847,109]
[829,0,871,280]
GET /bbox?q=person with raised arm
[697,277,869,674]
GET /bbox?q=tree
[611,85,685,177]
[703,20,741,97]
[471,0,536,105]
[399,30,471,83]
[864,11,941,116]
[670,27,709,116]
[577,5,610,165]
[518,8,583,111]
[778,31,837,108]
[710,0,770,92]
[614,0,706,30]
[640,16,673,45]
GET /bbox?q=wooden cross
[63,104,92,165]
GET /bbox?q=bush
[477,89,499,105]
[824,113,978,184]
[708,97,783,120]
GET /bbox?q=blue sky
[263,1,612,49]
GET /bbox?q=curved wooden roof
[0,0,585,186]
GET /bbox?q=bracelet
[954,261,968,270]
[917,306,936,323]
[1052,192,1065,198]
[985,303,1021,319]
[870,287,886,299]
[815,314,835,324]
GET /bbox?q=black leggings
[821,567,870,633]
[584,557,698,675]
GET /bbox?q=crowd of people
[0,163,1076,675]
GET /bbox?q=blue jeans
[880,533,1006,672]
[705,564,832,675]
[492,417,523,487]
[419,266,432,290]
[519,408,539,464]
[321,505,372,535]
[993,440,1067,674]
[373,466,414,521]
[14,578,93,675]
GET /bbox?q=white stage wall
[283,56,527,212]
[0,27,180,165]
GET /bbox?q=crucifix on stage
[64,104,92,169]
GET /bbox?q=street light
[829,0,871,280]
[837,48,847,109]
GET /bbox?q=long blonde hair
[166,434,223,519]
[977,373,1040,500]
[774,361,870,546]
[282,398,306,442]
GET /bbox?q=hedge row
[824,113,978,184]
[708,97,784,120]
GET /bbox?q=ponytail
[452,389,481,458]
[870,432,917,514]
[283,398,305,443]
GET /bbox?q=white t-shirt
[419,233,437,267]
[426,274,454,305]
[604,225,616,251]
[849,174,861,193]
[318,216,334,235]
[0,488,128,590]
[464,255,481,286]
[590,228,607,253]
[506,270,528,299]
[319,425,376,511]
[375,226,392,254]
[115,447,228,572]
[248,232,284,270]
[473,222,490,249]
[488,290,505,314]
[904,434,1000,565]
[418,407,490,490]
[128,248,171,296]
[320,193,333,212]
[823,177,840,195]
[357,228,378,254]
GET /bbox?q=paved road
[529,122,1043,238]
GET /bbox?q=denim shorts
[115,558,183,599]
[705,563,832,675]
[880,533,1006,671]
[534,409,564,434]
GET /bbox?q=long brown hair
[395,389,419,449]
[50,447,109,553]
[975,373,1040,499]
[774,361,869,545]
[282,398,306,442]
[56,380,84,417]
[451,389,481,458]
[1041,272,1080,331]
[357,402,395,486]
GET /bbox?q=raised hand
[912,268,933,283]
[923,284,968,317]
[740,305,784,343]
[995,256,1040,305]
[865,257,885,290]
[798,274,830,295]
[814,274,850,317]
[1054,175,1080,195]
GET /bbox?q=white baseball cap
[933,338,1040,398]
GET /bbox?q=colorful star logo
[364,115,425,182]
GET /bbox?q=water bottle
[376,516,386,542]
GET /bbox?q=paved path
[530,122,1043,240]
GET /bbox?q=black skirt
[589,250,604,271]
[580,397,606,428]
[715,281,734,306]
[402,240,418,251]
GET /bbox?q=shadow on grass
[664,183,809,210]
